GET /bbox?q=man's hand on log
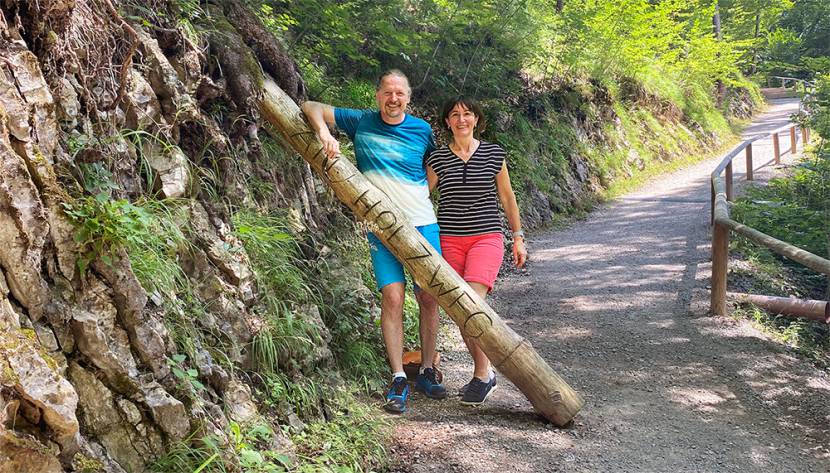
[318,128,340,158]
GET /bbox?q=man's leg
[413,223,447,399]
[380,282,406,374]
[415,289,439,370]
[368,233,411,413]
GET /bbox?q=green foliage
[311,235,388,388]
[778,0,830,60]
[234,211,309,303]
[259,372,323,420]
[729,73,829,366]
[802,74,830,140]
[61,160,190,292]
[155,387,387,472]
[734,72,829,271]
[62,194,152,274]
[228,421,293,472]
[151,421,293,473]
[232,210,323,372]
[291,389,389,472]
[150,431,224,473]
[732,305,830,366]
[169,353,206,394]
[731,169,828,261]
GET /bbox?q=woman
[426,96,528,405]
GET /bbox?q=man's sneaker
[384,376,410,413]
[460,375,497,405]
[415,368,447,399]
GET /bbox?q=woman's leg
[463,281,492,381]
[460,233,504,381]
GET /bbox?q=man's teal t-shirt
[334,108,437,226]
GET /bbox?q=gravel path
[388,98,830,473]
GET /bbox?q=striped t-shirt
[426,141,506,236]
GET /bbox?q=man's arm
[301,101,340,158]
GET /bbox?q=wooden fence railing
[710,123,830,322]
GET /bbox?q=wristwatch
[512,229,525,239]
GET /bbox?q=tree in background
[800,74,830,296]
[719,0,830,80]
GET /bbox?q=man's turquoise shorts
[367,223,441,290]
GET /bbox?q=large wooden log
[259,77,584,425]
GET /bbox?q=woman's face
[445,103,478,138]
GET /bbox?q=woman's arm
[427,165,438,192]
[495,161,527,268]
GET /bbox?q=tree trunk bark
[713,3,725,107]
[259,77,585,426]
[750,12,760,74]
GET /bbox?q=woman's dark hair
[440,96,486,134]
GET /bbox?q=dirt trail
[389,98,830,473]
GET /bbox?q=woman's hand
[513,237,527,268]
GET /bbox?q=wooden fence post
[790,126,797,154]
[725,162,733,202]
[773,133,780,164]
[802,127,809,145]
[745,143,753,181]
[711,221,729,316]
[710,180,715,225]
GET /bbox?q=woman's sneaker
[460,375,497,405]
[415,368,447,399]
[384,376,410,413]
[456,379,472,396]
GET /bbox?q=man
[301,69,446,413]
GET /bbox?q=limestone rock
[0,327,79,457]
[139,381,190,441]
[125,69,163,131]
[0,428,62,473]
[225,379,259,423]
[146,142,190,198]
[93,252,171,379]
[189,202,254,292]
[73,438,128,473]
[70,277,140,394]
[135,28,200,121]
[195,348,230,393]
[53,76,81,130]
[0,105,51,320]
[68,362,163,472]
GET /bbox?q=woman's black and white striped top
[426,141,505,236]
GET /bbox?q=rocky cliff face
[0,1,348,471]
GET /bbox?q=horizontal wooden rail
[717,212,830,275]
[709,119,828,319]
[770,76,816,89]
[728,292,828,323]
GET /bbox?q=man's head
[376,69,411,124]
